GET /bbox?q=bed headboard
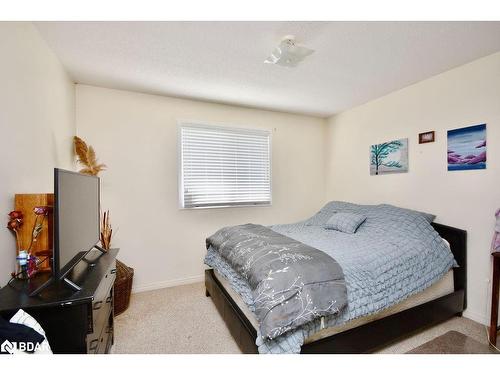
[431,222,467,309]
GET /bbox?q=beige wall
[0,22,75,286]
[75,84,326,292]
[325,52,500,324]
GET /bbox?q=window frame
[177,120,273,210]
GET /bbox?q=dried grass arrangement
[100,210,112,250]
[73,137,133,315]
[73,136,106,176]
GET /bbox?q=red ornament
[8,211,23,220]
[7,218,22,231]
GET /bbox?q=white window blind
[179,123,271,208]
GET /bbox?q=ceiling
[35,21,500,117]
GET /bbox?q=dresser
[489,251,500,346]
[0,249,118,354]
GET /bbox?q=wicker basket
[114,259,134,316]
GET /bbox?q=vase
[16,250,29,279]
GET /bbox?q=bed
[204,202,467,354]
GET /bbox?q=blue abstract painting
[447,124,487,171]
[370,138,408,175]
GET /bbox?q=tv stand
[81,247,105,266]
[63,277,82,292]
[0,249,118,353]
[94,245,107,253]
[29,245,108,297]
[29,275,83,297]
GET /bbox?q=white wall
[0,22,75,286]
[325,52,500,324]
[75,85,326,292]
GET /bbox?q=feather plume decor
[73,136,106,176]
[100,210,112,250]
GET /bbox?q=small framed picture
[419,131,435,144]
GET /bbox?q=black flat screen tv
[53,168,100,279]
[29,169,102,296]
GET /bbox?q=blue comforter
[204,201,456,354]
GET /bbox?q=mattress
[213,269,454,345]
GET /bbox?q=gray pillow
[380,204,436,223]
[324,212,367,234]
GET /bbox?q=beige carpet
[113,282,489,354]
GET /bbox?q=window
[179,122,271,208]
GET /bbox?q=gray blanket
[206,223,347,340]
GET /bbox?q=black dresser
[0,249,118,354]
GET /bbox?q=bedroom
[1,0,500,372]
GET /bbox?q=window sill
[179,203,272,210]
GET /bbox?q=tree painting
[370,138,408,175]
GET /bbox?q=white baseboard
[463,309,488,326]
[132,274,204,294]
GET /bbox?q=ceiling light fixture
[264,35,314,68]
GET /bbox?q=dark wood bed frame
[205,222,467,353]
